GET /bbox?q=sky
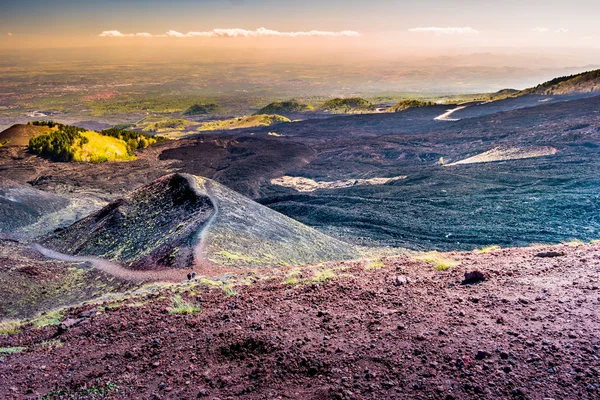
[1,0,600,66]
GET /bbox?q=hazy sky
[1,0,600,59]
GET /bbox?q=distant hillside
[387,100,435,113]
[144,119,192,132]
[320,97,375,114]
[522,69,600,96]
[254,100,311,115]
[182,103,220,116]
[43,174,357,270]
[0,124,53,147]
[198,114,291,131]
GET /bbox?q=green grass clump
[416,252,460,271]
[365,258,385,271]
[33,310,64,328]
[170,294,201,315]
[474,245,500,254]
[0,319,22,335]
[0,346,26,354]
[222,284,237,297]
[283,269,301,285]
[308,269,336,284]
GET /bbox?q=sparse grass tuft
[283,269,301,285]
[170,294,201,315]
[0,346,26,354]
[222,284,237,297]
[474,245,500,254]
[308,269,336,284]
[365,258,385,271]
[41,381,118,400]
[562,239,586,247]
[0,319,22,335]
[33,310,64,328]
[415,251,460,271]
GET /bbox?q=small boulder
[394,276,410,286]
[462,270,487,285]
[535,251,565,258]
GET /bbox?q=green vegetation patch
[41,381,119,400]
[144,119,192,132]
[474,245,500,254]
[415,251,460,271]
[170,294,202,315]
[307,268,336,284]
[33,310,64,328]
[183,103,220,116]
[28,123,145,163]
[254,100,311,115]
[198,114,290,131]
[387,99,434,112]
[101,128,166,153]
[0,319,22,335]
[0,346,26,355]
[320,97,375,114]
[365,258,385,271]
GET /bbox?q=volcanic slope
[42,173,357,272]
[0,124,52,147]
[0,179,70,234]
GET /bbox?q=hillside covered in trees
[387,99,435,112]
[28,122,165,162]
[320,97,375,113]
[522,69,600,95]
[254,100,311,115]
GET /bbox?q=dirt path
[188,176,219,269]
[32,243,185,282]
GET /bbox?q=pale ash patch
[271,176,407,192]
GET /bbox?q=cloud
[408,27,479,35]
[7,32,12,36]
[532,27,569,34]
[99,27,360,38]
[532,26,550,33]
[99,30,132,37]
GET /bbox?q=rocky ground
[1,242,599,399]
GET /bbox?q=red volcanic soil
[1,243,599,399]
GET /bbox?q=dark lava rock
[462,270,487,285]
[475,350,491,360]
[535,251,565,258]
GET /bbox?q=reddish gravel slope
[1,243,599,399]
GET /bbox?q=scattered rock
[462,270,487,285]
[58,318,85,332]
[535,251,565,258]
[393,275,410,286]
